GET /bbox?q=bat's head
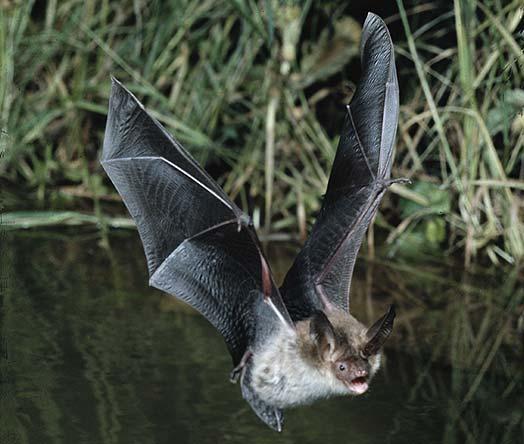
[309,305,395,395]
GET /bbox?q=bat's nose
[355,368,368,378]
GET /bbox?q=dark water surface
[1,231,522,444]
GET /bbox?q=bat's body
[250,326,338,408]
[101,13,400,431]
[249,310,382,408]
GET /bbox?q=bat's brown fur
[249,308,381,408]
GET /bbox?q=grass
[0,0,523,266]
[394,0,524,266]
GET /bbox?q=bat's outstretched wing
[101,79,294,360]
[101,79,293,429]
[280,13,400,319]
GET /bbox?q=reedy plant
[393,0,524,265]
[0,0,523,266]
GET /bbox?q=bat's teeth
[347,377,369,395]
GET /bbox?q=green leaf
[399,181,451,218]
[486,89,524,135]
[297,16,361,88]
[425,218,446,245]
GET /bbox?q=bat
[101,12,400,432]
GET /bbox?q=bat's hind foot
[229,350,252,383]
[240,361,284,431]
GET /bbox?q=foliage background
[1,3,523,441]
[1,0,523,266]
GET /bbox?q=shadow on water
[1,231,522,444]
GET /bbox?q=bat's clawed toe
[274,409,284,432]
[229,370,240,384]
[229,350,253,384]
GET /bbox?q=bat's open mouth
[346,376,369,395]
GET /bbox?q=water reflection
[1,231,522,444]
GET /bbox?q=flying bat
[101,12,400,432]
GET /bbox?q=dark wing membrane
[103,157,235,276]
[101,79,292,365]
[102,78,232,209]
[102,78,243,276]
[280,13,399,319]
[150,222,291,365]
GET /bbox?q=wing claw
[382,177,411,187]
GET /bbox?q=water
[1,231,522,444]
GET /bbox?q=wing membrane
[103,157,234,275]
[101,79,293,367]
[102,78,234,210]
[150,222,287,364]
[280,13,399,318]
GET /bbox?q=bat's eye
[338,363,346,372]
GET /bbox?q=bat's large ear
[310,311,338,361]
[362,305,395,357]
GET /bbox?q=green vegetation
[393,0,524,266]
[1,0,523,266]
